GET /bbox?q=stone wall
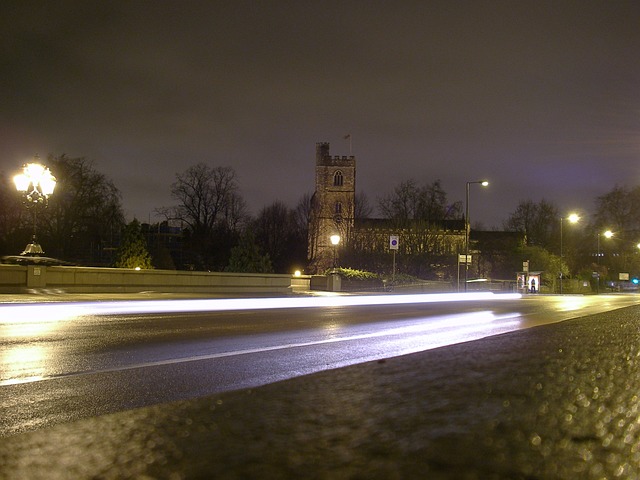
[0,264,311,295]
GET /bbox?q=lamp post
[330,234,341,270]
[13,160,56,256]
[559,213,579,294]
[596,230,613,294]
[464,180,489,291]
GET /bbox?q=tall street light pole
[13,160,57,256]
[597,230,613,294]
[465,180,489,292]
[559,213,579,294]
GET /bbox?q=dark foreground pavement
[4,305,640,479]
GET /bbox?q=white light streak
[0,292,522,321]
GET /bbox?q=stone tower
[308,142,356,272]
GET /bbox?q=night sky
[1,1,638,228]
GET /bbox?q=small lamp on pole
[464,180,489,291]
[596,230,613,294]
[559,213,579,294]
[330,234,341,270]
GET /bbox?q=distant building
[308,142,466,276]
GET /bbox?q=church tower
[308,142,356,272]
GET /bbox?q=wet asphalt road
[2,293,639,438]
[3,297,640,478]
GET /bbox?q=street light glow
[559,212,581,294]
[13,162,57,199]
[13,174,30,192]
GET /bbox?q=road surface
[2,292,639,438]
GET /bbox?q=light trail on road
[0,292,522,321]
[3,293,640,437]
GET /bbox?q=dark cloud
[1,1,638,226]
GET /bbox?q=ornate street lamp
[13,160,56,256]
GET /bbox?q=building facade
[308,142,356,272]
[308,142,467,277]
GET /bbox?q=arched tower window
[333,171,344,187]
[335,202,342,214]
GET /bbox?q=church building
[308,142,468,277]
[308,142,356,272]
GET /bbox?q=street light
[596,230,613,294]
[330,234,341,269]
[464,180,489,291]
[559,213,580,294]
[13,160,57,256]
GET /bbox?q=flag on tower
[343,134,352,154]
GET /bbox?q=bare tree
[296,192,320,265]
[355,191,373,219]
[593,185,640,234]
[161,163,247,235]
[379,179,420,222]
[294,193,313,234]
[158,163,248,270]
[43,155,125,263]
[503,199,559,248]
[589,185,640,279]
[378,179,461,226]
[421,180,462,223]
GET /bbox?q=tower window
[333,171,344,186]
[335,202,342,214]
